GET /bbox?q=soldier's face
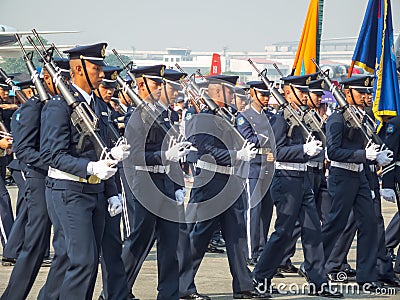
[99,85,115,103]
[85,61,105,89]
[138,78,162,101]
[307,92,322,108]
[0,88,9,100]
[161,83,179,103]
[346,88,365,106]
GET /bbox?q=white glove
[110,144,131,161]
[375,149,393,166]
[87,159,118,180]
[303,140,323,157]
[380,188,396,203]
[236,141,257,161]
[175,188,186,204]
[371,190,375,199]
[107,196,122,217]
[365,143,380,161]
[165,141,192,162]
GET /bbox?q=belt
[307,161,324,169]
[135,165,170,174]
[48,166,101,184]
[331,161,364,172]
[395,161,400,166]
[257,148,271,155]
[275,162,307,172]
[196,160,234,175]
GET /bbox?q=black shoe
[357,281,383,292]
[1,257,16,266]
[379,277,400,288]
[297,262,308,279]
[327,272,349,283]
[247,258,258,267]
[180,292,210,300]
[205,243,224,254]
[273,271,285,278]
[342,266,356,278]
[233,290,271,299]
[210,237,226,248]
[309,286,344,298]
[278,263,298,273]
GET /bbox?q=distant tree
[105,54,131,68]
[0,36,50,75]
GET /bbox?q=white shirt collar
[72,83,93,105]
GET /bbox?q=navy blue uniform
[253,111,326,288]
[40,85,116,299]
[95,96,129,300]
[1,110,27,261]
[122,103,180,300]
[382,116,400,272]
[322,111,378,282]
[236,107,274,261]
[180,109,254,295]
[1,96,52,300]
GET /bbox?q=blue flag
[350,0,400,130]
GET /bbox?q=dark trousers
[280,167,325,266]
[0,175,13,247]
[322,167,378,282]
[53,188,105,300]
[122,199,179,300]
[180,172,253,294]
[385,212,400,250]
[2,169,27,259]
[254,171,326,287]
[245,178,273,260]
[101,205,129,300]
[38,182,68,300]
[1,175,51,300]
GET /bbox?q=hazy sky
[1,0,399,52]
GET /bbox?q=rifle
[174,65,204,113]
[312,58,385,149]
[15,34,50,103]
[0,68,28,104]
[113,49,185,143]
[176,64,245,147]
[248,58,316,143]
[27,35,111,160]
[272,62,326,146]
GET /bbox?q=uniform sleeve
[45,100,89,178]
[382,119,399,189]
[272,114,307,162]
[326,113,366,163]
[13,101,47,170]
[236,114,260,147]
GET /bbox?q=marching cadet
[37,57,74,300]
[40,43,128,299]
[122,65,189,300]
[382,113,400,273]
[0,80,13,249]
[322,75,391,291]
[180,75,269,299]
[94,66,130,300]
[236,81,275,266]
[1,59,65,300]
[253,75,342,298]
